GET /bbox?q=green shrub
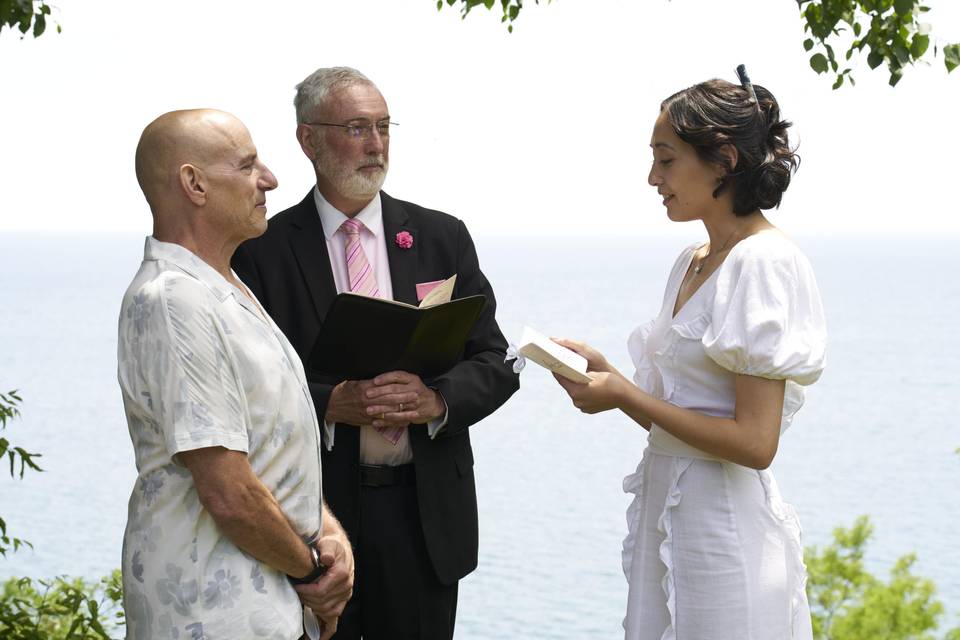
[806,515,960,640]
[1,390,125,638]
[0,572,124,639]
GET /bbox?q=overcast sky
[2,0,958,237]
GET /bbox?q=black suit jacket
[232,190,519,584]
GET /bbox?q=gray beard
[335,164,387,201]
[315,145,388,202]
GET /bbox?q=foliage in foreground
[806,515,960,640]
[0,572,124,640]
[3,517,957,640]
[1,389,123,638]
[436,0,960,86]
[1,389,42,558]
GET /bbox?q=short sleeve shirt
[117,238,323,640]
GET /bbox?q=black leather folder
[307,293,486,379]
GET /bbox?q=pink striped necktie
[340,218,403,446]
[341,218,380,298]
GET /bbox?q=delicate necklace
[694,228,740,275]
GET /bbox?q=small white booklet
[516,325,593,383]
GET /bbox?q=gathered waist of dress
[647,424,724,461]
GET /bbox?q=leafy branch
[0,390,42,479]
[436,0,959,85]
[0,0,60,39]
[1,390,42,558]
[800,0,960,88]
[437,0,546,33]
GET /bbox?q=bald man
[118,109,353,640]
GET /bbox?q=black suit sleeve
[428,220,519,437]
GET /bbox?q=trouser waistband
[359,463,417,487]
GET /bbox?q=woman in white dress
[553,68,826,640]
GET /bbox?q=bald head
[134,109,247,213]
[134,109,278,262]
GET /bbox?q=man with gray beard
[232,67,518,639]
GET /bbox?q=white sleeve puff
[702,234,826,385]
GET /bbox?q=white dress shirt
[314,188,446,465]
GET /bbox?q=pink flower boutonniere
[395,231,414,249]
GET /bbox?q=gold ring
[381,412,386,420]
[399,403,404,412]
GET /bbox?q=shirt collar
[313,186,383,240]
[143,236,235,302]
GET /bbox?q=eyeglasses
[304,119,398,141]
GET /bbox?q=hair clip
[736,64,760,111]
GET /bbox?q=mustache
[358,156,386,169]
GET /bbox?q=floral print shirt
[117,238,323,639]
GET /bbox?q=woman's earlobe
[720,143,739,172]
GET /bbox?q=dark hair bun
[735,86,799,213]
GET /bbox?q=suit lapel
[381,192,419,306]
[288,191,339,321]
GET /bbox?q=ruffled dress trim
[623,455,810,638]
[630,313,711,404]
[622,451,694,640]
[758,471,809,636]
[629,320,660,397]
[621,449,649,580]
[656,457,693,640]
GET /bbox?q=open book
[307,276,486,379]
[516,326,593,383]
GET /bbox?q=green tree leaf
[811,52,830,73]
[893,0,915,16]
[911,34,929,57]
[32,11,44,37]
[945,44,960,72]
[893,43,911,65]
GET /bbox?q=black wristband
[288,544,327,585]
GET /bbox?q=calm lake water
[1,231,958,637]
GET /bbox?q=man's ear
[296,124,318,161]
[179,164,207,206]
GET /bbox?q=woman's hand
[553,370,634,414]
[551,338,614,373]
[548,338,653,428]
